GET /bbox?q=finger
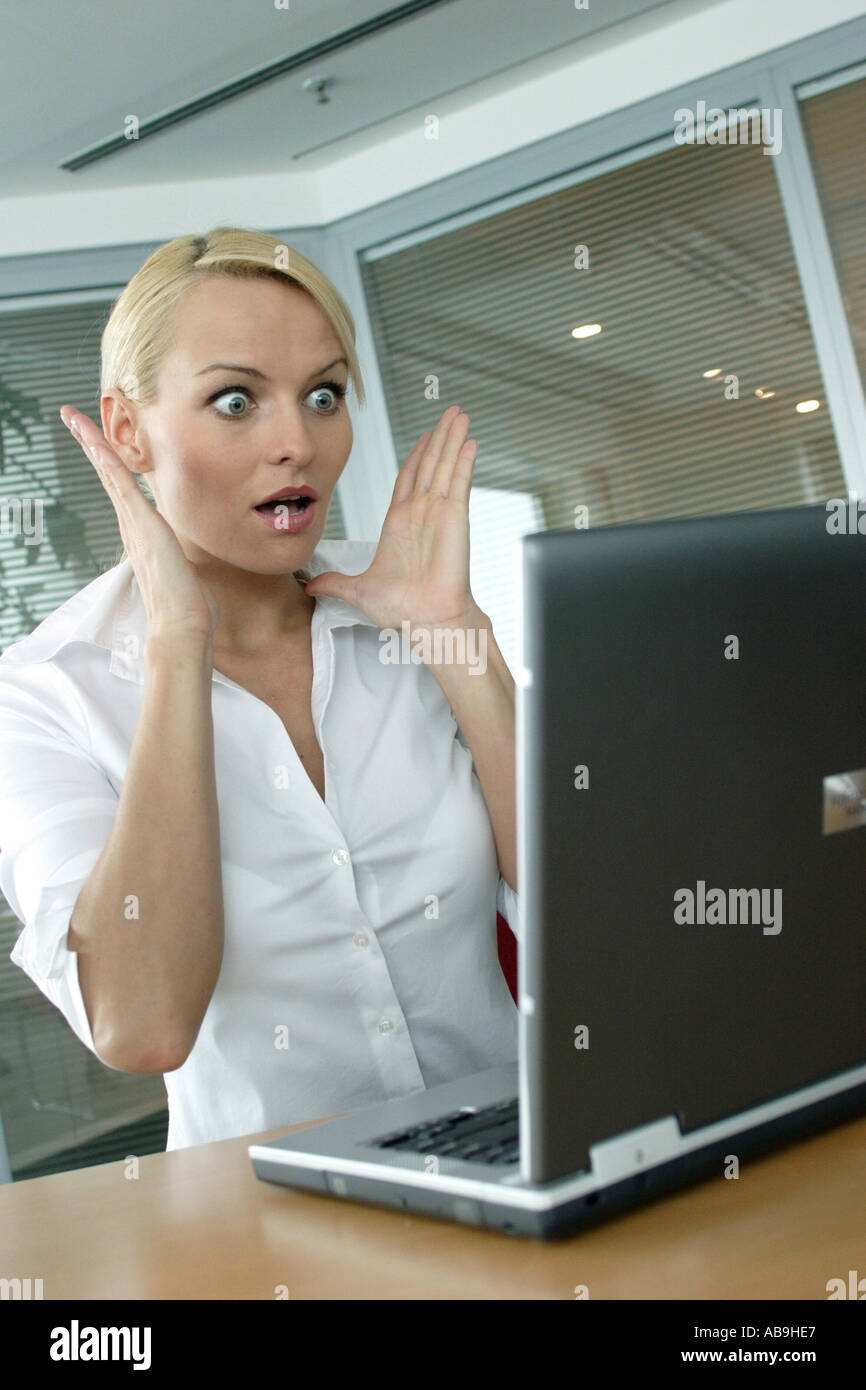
[61,406,152,515]
[391,431,433,504]
[418,408,470,495]
[448,437,478,506]
[62,406,127,480]
[414,404,463,493]
[62,409,154,568]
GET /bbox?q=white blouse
[0,538,520,1150]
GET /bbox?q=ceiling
[2,0,688,198]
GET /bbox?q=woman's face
[115,274,353,573]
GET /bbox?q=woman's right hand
[60,405,220,645]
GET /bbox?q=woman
[0,226,521,1151]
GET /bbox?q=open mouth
[254,497,312,515]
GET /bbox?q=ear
[101,388,155,481]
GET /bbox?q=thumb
[304,570,355,603]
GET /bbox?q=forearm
[424,606,518,892]
[68,633,224,1072]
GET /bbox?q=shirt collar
[0,538,380,686]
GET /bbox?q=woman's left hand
[305,404,481,631]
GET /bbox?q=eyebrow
[195,356,348,380]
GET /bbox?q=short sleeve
[0,664,121,1064]
[453,715,523,942]
[496,872,523,943]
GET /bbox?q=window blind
[799,74,866,395]
[360,123,849,669]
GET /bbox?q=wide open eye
[210,386,253,418]
[305,381,347,414]
[208,378,347,420]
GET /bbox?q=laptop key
[370,1096,519,1156]
[451,1141,484,1159]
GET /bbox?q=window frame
[2,18,864,537]
[314,11,866,534]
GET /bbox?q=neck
[206,566,316,658]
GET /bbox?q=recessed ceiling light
[571,323,602,339]
[795,399,821,413]
[702,368,723,379]
[755,387,776,399]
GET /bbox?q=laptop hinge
[589,1116,682,1183]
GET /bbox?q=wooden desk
[2,1112,865,1299]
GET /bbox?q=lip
[253,498,317,534]
[255,484,319,506]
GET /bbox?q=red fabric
[496,910,518,1004]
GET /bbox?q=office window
[361,125,846,668]
[799,71,866,393]
[0,297,345,1178]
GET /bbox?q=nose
[266,401,316,468]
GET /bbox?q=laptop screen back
[519,503,866,1184]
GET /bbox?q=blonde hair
[100,226,366,572]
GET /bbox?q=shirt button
[378,1019,394,1034]
[331,847,349,866]
[353,932,369,948]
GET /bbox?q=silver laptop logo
[823,769,866,834]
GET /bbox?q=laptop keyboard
[370,1096,519,1165]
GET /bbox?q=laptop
[249,501,866,1238]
